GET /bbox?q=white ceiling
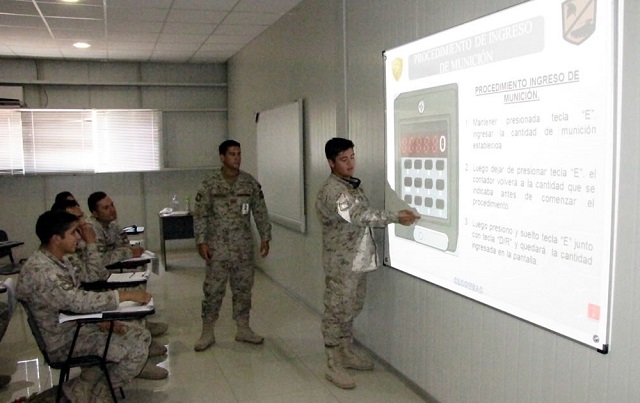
[0,0,303,63]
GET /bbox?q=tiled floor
[0,251,426,402]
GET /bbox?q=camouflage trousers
[321,265,367,346]
[52,321,151,387]
[201,258,255,324]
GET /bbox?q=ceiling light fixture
[73,42,91,49]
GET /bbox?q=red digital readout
[401,132,447,157]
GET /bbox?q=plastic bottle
[171,194,180,211]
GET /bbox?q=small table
[0,240,24,275]
[159,213,194,270]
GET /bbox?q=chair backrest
[19,299,57,367]
[3,277,16,319]
[0,230,9,259]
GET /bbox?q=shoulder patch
[337,194,351,211]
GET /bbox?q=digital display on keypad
[399,119,449,220]
[400,120,448,158]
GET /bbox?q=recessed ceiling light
[73,42,91,49]
[62,0,80,3]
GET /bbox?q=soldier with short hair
[316,137,420,389]
[86,191,144,267]
[16,210,153,401]
[193,139,272,351]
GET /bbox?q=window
[0,110,24,174]
[0,109,162,174]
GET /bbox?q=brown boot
[149,339,167,357]
[137,361,169,380]
[325,346,355,389]
[235,323,264,344]
[146,321,168,337]
[194,321,215,351]
[340,338,374,371]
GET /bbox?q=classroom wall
[228,0,640,401]
[0,59,227,257]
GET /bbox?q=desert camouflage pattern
[315,173,400,346]
[86,215,133,266]
[16,249,149,386]
[67,241,110,282]
[193,169,272,323]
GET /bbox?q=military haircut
[324,137,354,161]
[54,191,75,204]
[219,139,241,155]
[87,191,107,213]
[51,198,80,212]
[35,210,79,245]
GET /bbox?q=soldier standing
[193,140,272,351]
[315,137,420,389]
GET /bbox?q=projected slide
[384,0,618,351]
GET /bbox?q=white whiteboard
[383,0,619,352]
[257,99,305,232]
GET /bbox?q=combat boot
[235,322,264,344]
[325,346,355,389]
[149,339,168,357]
[62,376,95,402]
[137,361,169,380]
[194,321,215,351]
[146,321,169,337]
[91,378,115,403]
[340,338,374,371]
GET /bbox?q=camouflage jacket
[86,216,133,266]
[66,241,110,283]
[16,249,118,358]
[315,173,400,272]
[194,169,272,258]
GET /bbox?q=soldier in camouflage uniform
[16,210,153,402]
[86,191,144,267]
[316,137,419,389]
[193,140,272,351]
[51,199,169,380]
[85,191,169,338]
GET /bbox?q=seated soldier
[51,199,168,380]
[85,191,144,266]
[85,191,168,338]
[16,210,153,401]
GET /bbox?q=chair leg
[56,368,68,403]
[101,362,118,402]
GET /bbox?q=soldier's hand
[98,321,126,335]
[119,290,152,305]
[260,241,270,257]
[77,221,97,243]
[131,245,144,258]
[397,209,421,226]
[198,243,213,261]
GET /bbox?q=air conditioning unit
[0,86,24,108]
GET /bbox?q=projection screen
[383,0,620,351]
